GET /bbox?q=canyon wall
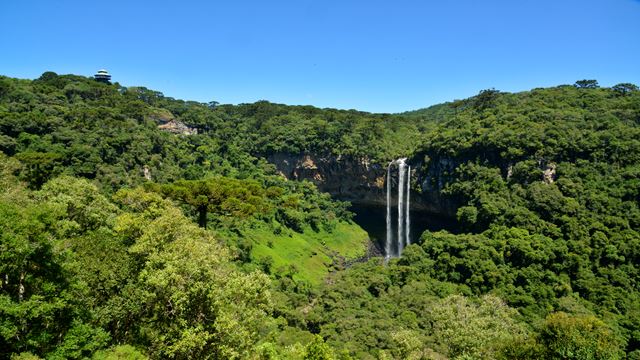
[265,152,459,217]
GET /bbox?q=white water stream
[385,158,411,259]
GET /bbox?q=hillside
[1,72,639,359]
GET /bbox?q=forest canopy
[0,72,639,359]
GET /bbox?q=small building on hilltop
[94,69,111,83]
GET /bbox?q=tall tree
[150,178,268,229]
[574,79,599,88]
[612,83,638,96]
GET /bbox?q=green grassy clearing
[249,221,369,285]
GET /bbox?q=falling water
[385,158,411,259]
[406,165,411,247]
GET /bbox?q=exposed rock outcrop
[414,155,460,217]
[266,151,561,220]
[265,152,458,217]
[149,108,198,135]
[143,165,152,181]
[267,153,386,206]
[158,120,197,135]
[541,161,557,184]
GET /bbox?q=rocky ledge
[265,152,458,217]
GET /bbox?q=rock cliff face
[158,120,198,135]
[265,152,458,217]
[148,108,198,135]
[414,155,460,217]
[266,153,387,206]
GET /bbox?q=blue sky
[1,0,639,113]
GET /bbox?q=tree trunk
[198,206,207,229]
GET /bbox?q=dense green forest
[1,72,639,359]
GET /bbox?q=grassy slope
[249,221,369,285]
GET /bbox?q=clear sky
[1,0,639,113]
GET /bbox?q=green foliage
[151,177,269,228]
[2,73,640,358]
[92,345,148,360]
[143,175,365,285]
[0,193,70,357]
[575,79,600,88]
[304,335,336,360]
[408,84,640,356]
[248,222,368,285]
[539,312,623,359]
[427,295,529,359]
[10,353,42,360]
[15,151,62,189]
[456,205,478,227]
[0,174,279,359]
[48,321,111,360]
[301,253,535,359]
[612,83,638,96]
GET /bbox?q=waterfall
[406,165,411,247]
[385,158,411,259]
